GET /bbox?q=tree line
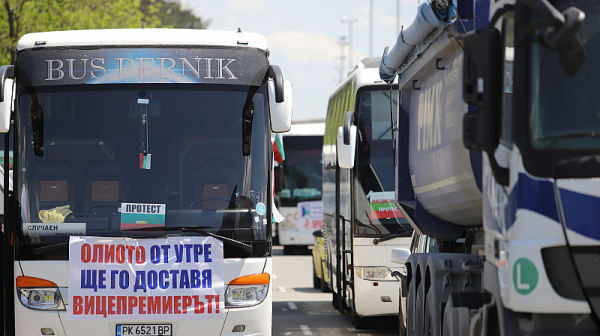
[0,0,209,64]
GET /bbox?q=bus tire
[320,268,330,292]
[283,245,295,255]
[332,290,339,308]
[313,265,320,289]
[351,314,373,330]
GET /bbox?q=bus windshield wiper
[537,132,600,141]
[123,226,253,253]
[32,242,68,255]
[372,229,413,245]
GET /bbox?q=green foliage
[0,0,207,65]
[141,0,209,29]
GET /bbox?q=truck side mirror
[0,65,15,133]
[391,247,411,264]
[462,28,508,185]
[462,28,502,152]
[337,111,356,169]
[268,65,293,133]
[274,166,283,192]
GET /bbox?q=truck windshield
[279,135,323,207]
[15,83,271,260]
[355,88,411,236]
[529,1,600,150]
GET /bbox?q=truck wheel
[415,282,426,336]
[351,314,373,330]
[406,280,416,336]
[424,288,441,336]
[313,265,320,289]
[398,297,407,336]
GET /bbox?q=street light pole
[397,0,401,37]
[341,16,360,71]
[369,0,373,57]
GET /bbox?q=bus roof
[284,120,326,137]
[328,57,397,100]
[17,28,268,51]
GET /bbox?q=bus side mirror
[268,65,293,133]
[274,166,283,192]
[0,65,15,133]
[269,80,293,133]
[337,111,356,169]
[391,247,411,264]
[313,229,323,238]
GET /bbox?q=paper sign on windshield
[366,191,404,219]
[120,203,165,230]
[68,236,224,320]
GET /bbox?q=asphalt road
[271,246,398,336]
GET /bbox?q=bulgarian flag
[273,134,285,163]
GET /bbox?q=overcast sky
[183,0,420,121]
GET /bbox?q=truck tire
[425,288,441,336]
[415,282,426,336]
[313,265,320,289]
[398,297,407,336]
[406,279,416,336]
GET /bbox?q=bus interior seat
[188,159,240,210]
[82,161,126,217]
[35,162,77,212]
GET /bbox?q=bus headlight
[16,276,65,311]
[225,273,270,308]
[355,267,397,281]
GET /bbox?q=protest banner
[68,236,224,320]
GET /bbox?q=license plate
[116,324,172,336]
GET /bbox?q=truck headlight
[225,273,270,308]
[355,267,397,281]
[16,276,65,311]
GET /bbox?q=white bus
[322,57,413,329]
[274,120,325,255]
[0,28,292,336]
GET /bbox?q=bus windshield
[16,83,271,259]
[279,135,323,207]
[355,88,410,236]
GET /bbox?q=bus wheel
[351,314,373,330]
[313,265,320,289]
[283,246,295,255]
[320,265,330,293]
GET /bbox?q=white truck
[374,0,600,334]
